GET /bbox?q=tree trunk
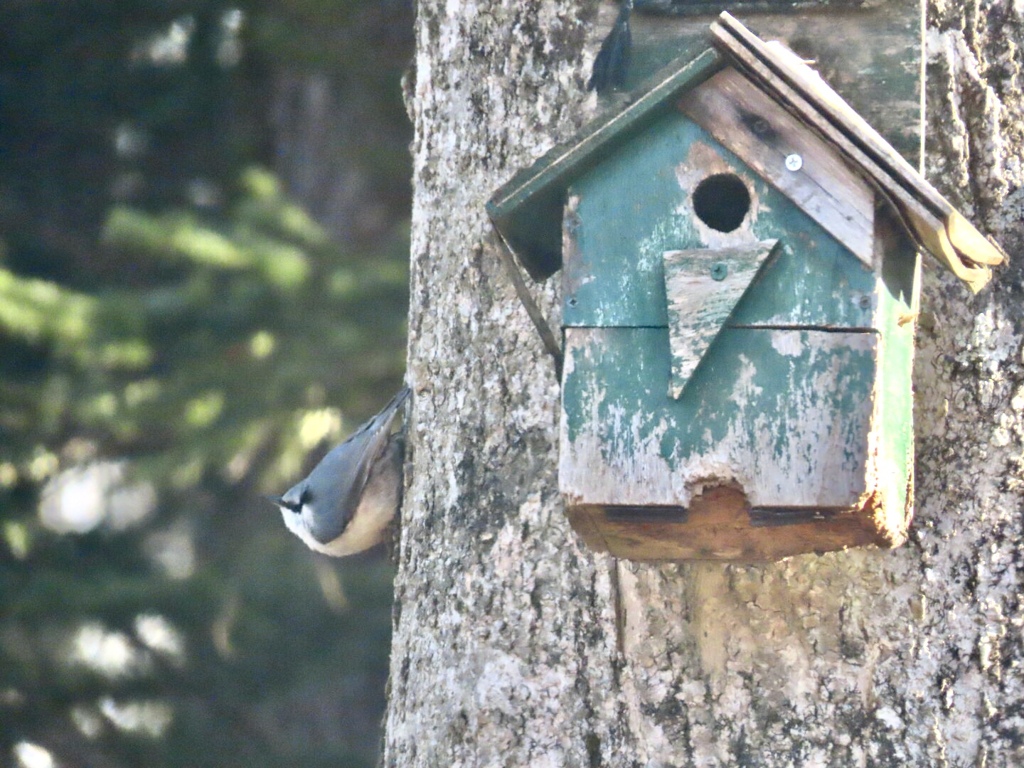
[386,1,1024,765]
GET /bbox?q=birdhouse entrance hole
[692,173,750,232]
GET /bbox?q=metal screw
[858,294,872,309]
[567,296,578,307]
[785,154,803,172]
[711,262,728,281]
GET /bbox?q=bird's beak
[263,494,284,508]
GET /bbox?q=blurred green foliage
[0,1,411,766]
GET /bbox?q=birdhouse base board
[566,485,908,562]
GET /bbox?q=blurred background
[0,1,413,766]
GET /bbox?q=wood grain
[679,68,874,267]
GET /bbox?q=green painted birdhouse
[488,13,1005,561]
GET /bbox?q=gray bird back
[304,387,410,544]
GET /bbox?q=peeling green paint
[557,106,918,535]
[624,1,923,159]
[563,114,876,330]
[562,325,879,511]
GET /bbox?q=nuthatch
[592,0,692,93]
[589,0,633,93]
[270,387,409,557]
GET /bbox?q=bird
[590,1,697,93]
[589,0,633,93]
[269,386,410,557]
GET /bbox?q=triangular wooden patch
[663,239,779,398]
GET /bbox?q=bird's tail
[589,0,633,93]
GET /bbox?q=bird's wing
[305,387,410,544]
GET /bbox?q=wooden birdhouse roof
[487,12,1005,292]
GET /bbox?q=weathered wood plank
[663,239,778,397]
[710,12,1005,289]
[560,322,913,560]
[569,486,900,561]
[678,68,874,266]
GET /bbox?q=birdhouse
[487,13,1005,561]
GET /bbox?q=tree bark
[386,1,1024,765]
